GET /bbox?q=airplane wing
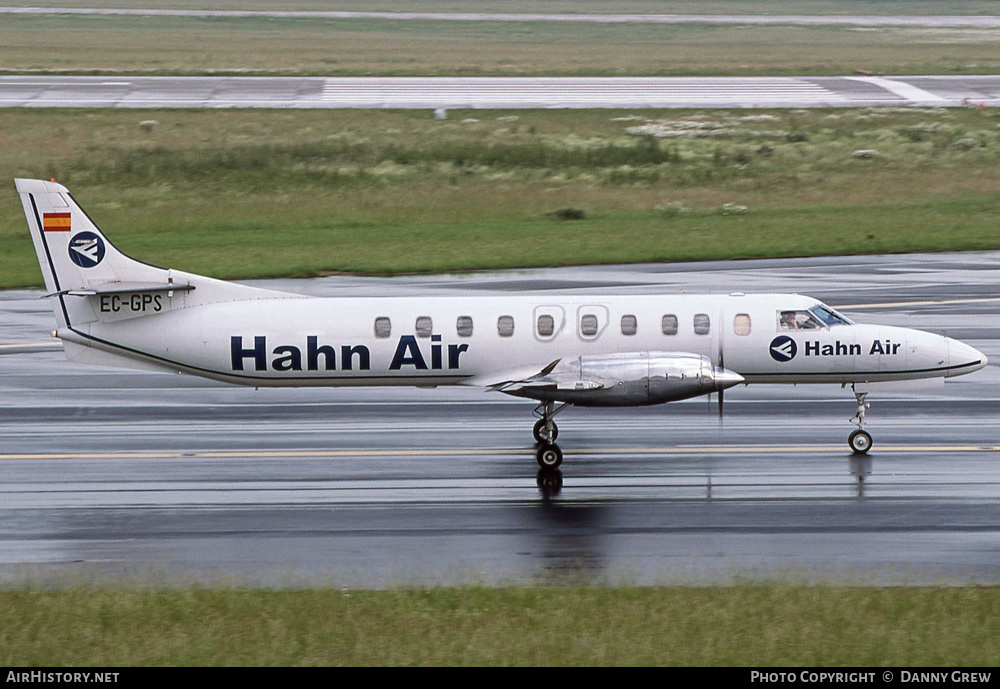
[487,359,608,394]
[466,351,743,407]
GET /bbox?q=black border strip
[740,360,984,378]
[69,327,473,384]
[29,193,71,326]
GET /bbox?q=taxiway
[2,75,999,109]
[1,254,998,586]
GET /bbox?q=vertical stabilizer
[17,178,174,291]
[17,178,177,327]
[16,178,299,331]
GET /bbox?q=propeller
[706,359,726,419]
[717,346,725,420]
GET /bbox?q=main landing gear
[533,401,569,469]
[848,385,873,455]
[536,443,563,469]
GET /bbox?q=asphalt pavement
[1,254,998,586]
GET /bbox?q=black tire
[532,419,559,443]
[848,429,873,455]
[535,443,563,469]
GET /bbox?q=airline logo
[68,232,106,268]
[42,212,71,232]
[231,334,470,373]
[769,335,797,362]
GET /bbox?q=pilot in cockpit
[779,309,824,331]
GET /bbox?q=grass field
[11,0,1000,14]
[3,2,999,77]
[3,106,1000,288]
[3,584,1000,666]
[4,0,997,15]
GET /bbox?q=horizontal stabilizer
[46,282,196,298]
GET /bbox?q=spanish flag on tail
[43,212,71,232]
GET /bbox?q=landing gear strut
[848,385,873,455]
[533,401,569,469]
[532,401,568,444]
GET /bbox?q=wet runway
[1,253,998,586]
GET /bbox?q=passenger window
[374,317,391,339]
[537,314,555,337]
[694,313,711,335]
[621,314,637,336]
[456,316,473,337]
[661,314,678,336]
[415,316,433,338]
[497,315,515,338]
[580,314,599,337]
[733,313,751,336]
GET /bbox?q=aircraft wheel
[848,429,873,455]
[532,419,559,443]
[536,443,563,469]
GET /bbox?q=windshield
[778,309,823,330]
[778,304,853,331]
[809,304,853,327]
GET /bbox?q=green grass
[2,7,999,77]
[4,107,1000,288]
[11,0,1000,14]
[3,584,999,666]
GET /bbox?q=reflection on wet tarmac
[2,254,998,585]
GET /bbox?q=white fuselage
[58,290,985,388]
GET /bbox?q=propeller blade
[718,348,725,418]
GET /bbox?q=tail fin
[17,178,183,326]
[16,178,297,331]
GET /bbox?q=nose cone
[947,338,988,377]
[712,366,745,391]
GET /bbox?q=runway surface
[3,75,999,109]
[1,253,998,587]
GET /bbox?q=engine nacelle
[509,351,744,407]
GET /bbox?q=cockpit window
[778,310,824,331]
[778,305,852,331]
[809,304,852,327]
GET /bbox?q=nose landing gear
[848,385,873,454]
